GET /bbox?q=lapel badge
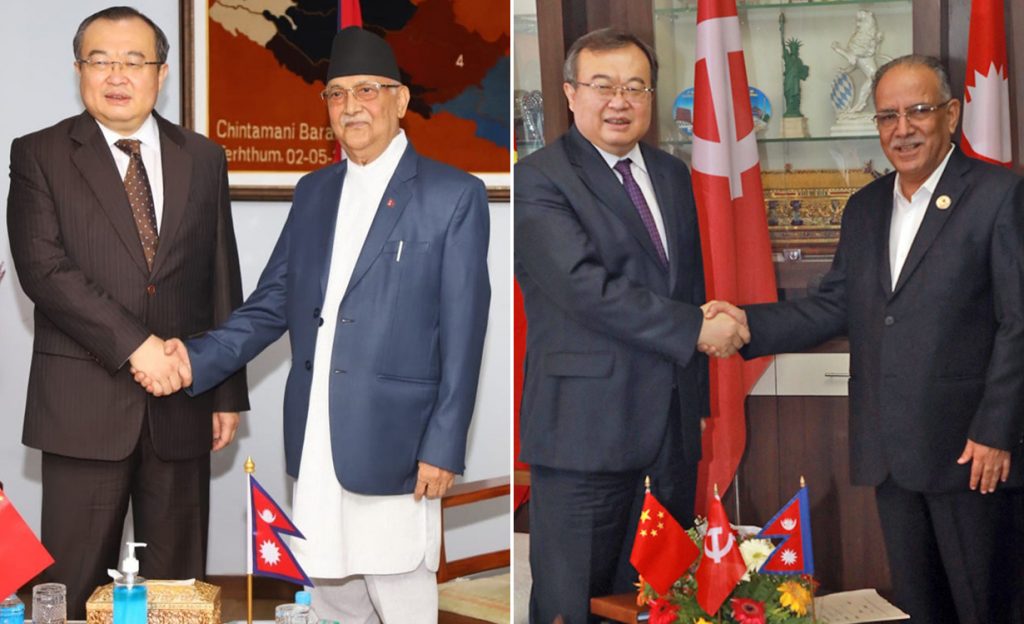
[386,198,395,208]
[936,195,951,210]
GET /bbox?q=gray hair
[872,54,952,103]
[73,6,170,64]
[563,28,659,89]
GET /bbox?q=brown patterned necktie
[114,138,159,270]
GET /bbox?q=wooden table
[589,593,646,623]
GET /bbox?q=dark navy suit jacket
[187,143,490,495]
[515,126,709,472]
[743,148,1024,492]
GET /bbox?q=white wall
[0,1,509,575]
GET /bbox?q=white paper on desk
[814,589,910,623]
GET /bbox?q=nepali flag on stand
[961,0,1012,167]
[691,0,778,511]
[248,473,313,586]
[755,482,814,575]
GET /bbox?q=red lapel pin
[386,198,395,207]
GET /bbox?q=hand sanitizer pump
[109,542,148,624]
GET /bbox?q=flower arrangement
[636,524,817,624]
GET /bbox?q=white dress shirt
[594,142,670,260]
[290,130,440,578]
[889,144,955,284]
[96,114,164,232]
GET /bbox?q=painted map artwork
[206,0,510,174]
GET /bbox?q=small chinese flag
[756,483,814,575]
[694,489,746,615]
[629,485,699,596]
[249,476,313,586]
[0,488,54,598]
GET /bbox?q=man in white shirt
[7,6,247,617]
[141,27,491,624]
[707,55,1024,623]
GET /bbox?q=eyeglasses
[320,82,402,104]
[77,58,162,73]
[574,81,654,103]
[873,100,952,129]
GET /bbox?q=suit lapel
[69,111,150,276]
[891,149,969,297]
[874,175,896,295]
[567,127,668,274]
[641,143,678,288]
[341,144,416,302]
[150,114,191,277]
[317,162,347,302]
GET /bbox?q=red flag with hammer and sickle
[695,492,746,615]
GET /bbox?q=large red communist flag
[691,0,777,510]
[962,0,1011,167]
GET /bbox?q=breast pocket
[378,240,441,382]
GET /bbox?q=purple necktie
[614,159,668,269]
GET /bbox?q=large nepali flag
[691,0,778,511]
[961,0,1012,167]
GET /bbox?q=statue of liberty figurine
[780,13,810,137]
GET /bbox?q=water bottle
[294,591,317,621]
[0,594,25,624]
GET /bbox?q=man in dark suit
[6,7,248,618]
[514,28,749,624]
[138,27,490,623]
[706,55,1024,623]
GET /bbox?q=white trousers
[309,560,438,624]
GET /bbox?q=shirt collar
[345,129,408,175]
[894,143,955,203]
[592,142,649,177]
[95,114,160,151]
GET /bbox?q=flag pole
[245,457,255,624]
[715,482,722,624]
[801,475,817,623]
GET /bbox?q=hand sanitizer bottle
[108,542,147,624]
[0,594,24,624]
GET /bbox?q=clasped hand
[697,300,750,358]
[130,335,191,397]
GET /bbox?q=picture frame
[181,1,511,202]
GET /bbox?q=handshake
[128,334,192,396]
[696,300,749,358]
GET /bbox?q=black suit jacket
[515,126,709,472]
[743,148,1024,492]
[7,111,249,462]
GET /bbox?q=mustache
[889,137,923,149]
[338,114,370,125]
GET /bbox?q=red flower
[730,597,766,624]
[648,597,679,624]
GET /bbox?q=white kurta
[290,131,441,578]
